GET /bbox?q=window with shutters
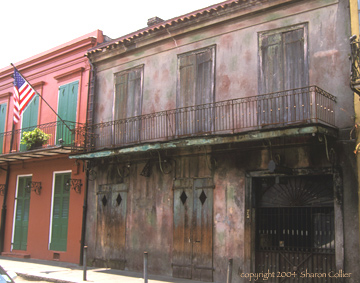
[177,46,215,135]
[57,81,78,145]
[258,24,308,94]
[114,65,143,143]
[49,172,71,251]
[258,25,309,126]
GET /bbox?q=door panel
[193,179,213,282]
[95,184,127,269]
[173,178,214,282]
[13,176,32,250]
[50,172,71,251]
[173,179,193,279]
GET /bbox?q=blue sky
[0,0,221,69]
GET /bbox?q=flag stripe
[12,68,37,124]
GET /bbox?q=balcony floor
[0,145,77,164]
[70,124,338,160]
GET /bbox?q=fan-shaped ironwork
[258,176,333,207]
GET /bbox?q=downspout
[79,58,96,265]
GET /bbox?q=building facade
[76,1,359,282]
[0,30,104,263]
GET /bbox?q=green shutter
[57,81,78,145]
[0,103,7,154]
[13,176,32,250]
[50,172,71,251]
[20,96,39,151]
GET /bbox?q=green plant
[21,128,51,149]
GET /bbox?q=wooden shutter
[0,103,7,154]
[57,81,78,144]
[258,26,308,125]
[50,172,71,251]
[259,33,283,94]
[177,47,215,136]
[13,176,32,250]
[114,66,143,144]
[283,28,307,90]
[20,96,39,151]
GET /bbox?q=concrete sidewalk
[0,257,206,283]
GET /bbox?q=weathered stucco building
[74,0,359,282]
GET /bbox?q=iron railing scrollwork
[86,85,336,151]
[0,86,336,156]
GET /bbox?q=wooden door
[50,172,71,251]
[173,178,214,282]
[13,176,32,250]
[95,184,127,269]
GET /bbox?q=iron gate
[255,176,336,282]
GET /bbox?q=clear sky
[0,0,222,70]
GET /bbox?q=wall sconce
[0,184,5,196]
[25,182,42,195]
[65,179,82,194]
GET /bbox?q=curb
[17,272,76,283]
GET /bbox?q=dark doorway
[254,176,336,282]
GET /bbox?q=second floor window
[258,24,308,94]
[114,65,144,143]
[114,65,143,120]
[177,46,215,134]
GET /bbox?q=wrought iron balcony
[0,120,86,162]
[86,86,336,151]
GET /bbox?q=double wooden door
[173,178,214,282]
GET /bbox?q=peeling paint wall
[86,0,359,282]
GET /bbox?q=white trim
[48,170,72,250]
[11,174,32,251]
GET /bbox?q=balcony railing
[0,120,86,155]
[86,86,336,151]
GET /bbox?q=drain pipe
[79,57,96,265]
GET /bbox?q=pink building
[0,30,104,263]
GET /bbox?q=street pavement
[0,257,206,283]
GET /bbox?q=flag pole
[11,63,72,132]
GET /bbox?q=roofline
[86,0,240,55]
[0,30,104,74]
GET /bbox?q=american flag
[13,67,36,124]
